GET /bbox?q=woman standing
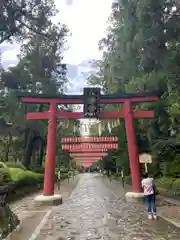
[141,172,157,220]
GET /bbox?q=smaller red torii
[61,137,118,143]
[73,157,103,161]
[70,152,107,157]
[62,143,118,150]
[69,148,107,152]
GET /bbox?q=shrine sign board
[139,153,152,164]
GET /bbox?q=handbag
[153,185,159,195]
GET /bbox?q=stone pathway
[104,176,180,229]
[35,174,180,240]
[10,177,78,221]
[6,176,79,240]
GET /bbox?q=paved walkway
[104,176,180,229]
[7,177,79,240]
[34,174,180,240]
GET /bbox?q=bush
[29,166,45,174]
[56,167,69,174]
[60,166,69,173]
[156,177,175,189]
[60,173,69,180]
[6,162,26,170]
[8,168,42,181]
[172,179,180,192]
[1,168,44,202]
[0,166,69,203]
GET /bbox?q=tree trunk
[31,148,36,168]
[38,138,44,167]
[4,132,12,162]
[24,128,30,148]
[23,131,35,168]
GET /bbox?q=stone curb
[4,222,21,240]
[158,213,180,228]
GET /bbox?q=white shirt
[141,177,154,195]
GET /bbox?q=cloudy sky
[1,0,112,67]
[1,0,113,134]
[54,0,112,64]
[1,0,112,95]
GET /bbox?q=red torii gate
[61,137,118,143]
[63,141,111,173]
[62,143,118,150]
[73,157,103,161]
[74,159,102,164]
[18,91,158,198]
[70,152,107,157]
[63,141,112,170]
[69,149,107,152]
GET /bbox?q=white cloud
[1,43,20,67]
[54,0,112,64]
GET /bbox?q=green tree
[88,0,180,177]
[0,0,57,44]
[0,3,80,169]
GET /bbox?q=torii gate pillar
[43,103,57,195]
[33,103,62,205]
[124,101,141,193]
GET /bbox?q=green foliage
[172,179,180,192]
[0,0,80,171]
[156,177,175,189]
[6,162,26,170]
[87,0,180,179]
[0,0,57,44]
[30,166,45,174]
[89,161,100,172]
[58,166,69,173]
[8,168,42,181]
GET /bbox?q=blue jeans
[145,194,156,214]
